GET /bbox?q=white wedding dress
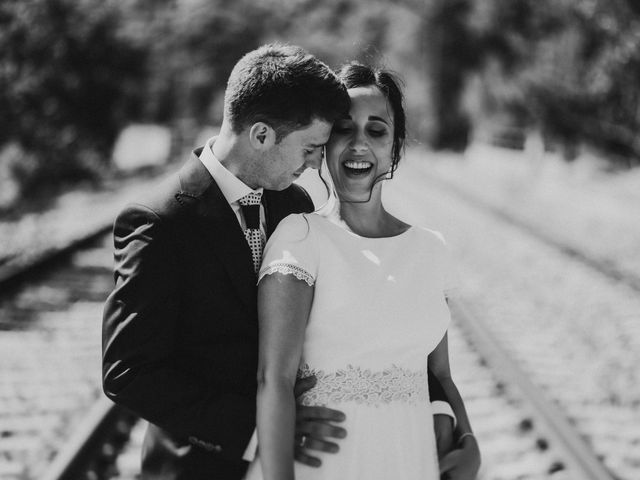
[245,212,455,480]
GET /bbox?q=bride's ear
[249,122,276,150]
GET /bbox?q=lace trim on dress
[296,363,429,407]
[258,263,315,286]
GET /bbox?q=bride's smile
[342,159,373,175]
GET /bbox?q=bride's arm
[256,273,314,480]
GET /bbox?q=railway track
[0,167,177,480]
[450,298,618,480]
[425,169,640,295]
[0,232,139,480]
[1,154,637,479]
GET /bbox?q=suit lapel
[263,191,277,238]
[263,189,296,237]
[176,153,256,311]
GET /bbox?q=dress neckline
[322,214,414,240]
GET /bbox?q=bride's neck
[339,200,403,238]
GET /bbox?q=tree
[468,0,640,165]
[0,0,147,199]
[122,0,267,125]
[421,0,478,150]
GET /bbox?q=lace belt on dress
[296,363,430,407]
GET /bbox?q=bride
[245,62,480,480]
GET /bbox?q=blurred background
[0,0,639,479]
[1,0,639,211]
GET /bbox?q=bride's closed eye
[367,127,387,138]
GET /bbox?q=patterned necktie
[238,192,264,273]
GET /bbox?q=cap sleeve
[258,214,318,286]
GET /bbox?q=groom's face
[258,118,332,191]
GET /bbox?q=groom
[102,43,455,480]
[102,43,349,479]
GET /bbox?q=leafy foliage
[469,0,640,164]
[125,0,266,124]
[421,0,478,150]
[2,0,639,210]
[0,0,147,198]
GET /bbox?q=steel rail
[1,228,134,480]
[0,225,112,295]
[0,168,174,294]
[0,171,174,477]
[40,398,122,480]
[450,298,617,480]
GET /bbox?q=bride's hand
[438,434,481,479]
[293,375,347,467]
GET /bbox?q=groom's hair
[224,43,349,142]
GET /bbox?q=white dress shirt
[199,137,266,240]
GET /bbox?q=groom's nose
[305,150,323,170]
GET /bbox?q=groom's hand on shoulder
[293,375,347,467]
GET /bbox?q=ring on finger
[299,435,308,448]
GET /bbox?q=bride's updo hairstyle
[336,62,406,175]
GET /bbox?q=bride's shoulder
[282,211,330,228]
[412,225,450,249]
[271,213,320,242]
[278,212,320,228]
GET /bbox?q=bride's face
[325,86,394,202]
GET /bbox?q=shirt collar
[199,137,263,205]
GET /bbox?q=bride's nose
[349,129,369,154]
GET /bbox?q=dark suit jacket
[102,150,315,479]
[102,148,449,480]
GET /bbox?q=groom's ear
[249,122,275,150]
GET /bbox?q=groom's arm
[429,369,456,458]
[102,204,254,461]
[430,333,481,479]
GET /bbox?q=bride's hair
[314,151,341,219]
[316,62,407,216]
